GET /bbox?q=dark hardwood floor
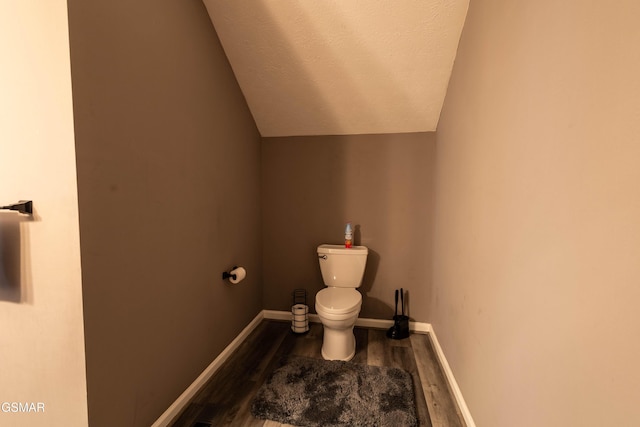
[171,320,465,427]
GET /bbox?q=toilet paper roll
[292,304,308,316]
[291,304,309,333]
[228,267,246,284]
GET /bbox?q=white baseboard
[151,310,266,427]
[262,309,430,333]
[423,324,476,427]
[153,309,474,427]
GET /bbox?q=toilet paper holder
[222,266,239,280]
[291,289,309,334]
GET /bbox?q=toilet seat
[316,288,361,314]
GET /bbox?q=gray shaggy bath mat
[250,355,417,427]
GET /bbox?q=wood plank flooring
[171,320,465,427]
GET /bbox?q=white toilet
[315,244,368,361]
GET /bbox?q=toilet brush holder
[387,288,410,340]
[291,289,309,334]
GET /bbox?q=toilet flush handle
[318,254,327,260]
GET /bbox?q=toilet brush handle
[394,289,399,317]
[400,288,405,316]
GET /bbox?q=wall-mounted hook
[0,200,33,215]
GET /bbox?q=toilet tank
[317,244,368,288]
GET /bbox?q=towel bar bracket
[0,200,33,215]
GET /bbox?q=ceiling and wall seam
[203,0,469,137]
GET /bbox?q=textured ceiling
[203,0,468,137]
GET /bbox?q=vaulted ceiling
[203,0,469,137]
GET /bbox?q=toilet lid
[316,288,361,314]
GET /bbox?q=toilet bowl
[315,287,362,360]
[315,244,368,361]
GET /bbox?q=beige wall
[262,133,435,320]
[68,1,262,425]
[0,2,88,426]
[433,0,640,426]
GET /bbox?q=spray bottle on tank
[345,222,353,248]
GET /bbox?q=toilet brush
[386,290,399,339]
[397,288,410,338]
[387,288,410,340]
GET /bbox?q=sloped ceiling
[203,1,468,137]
